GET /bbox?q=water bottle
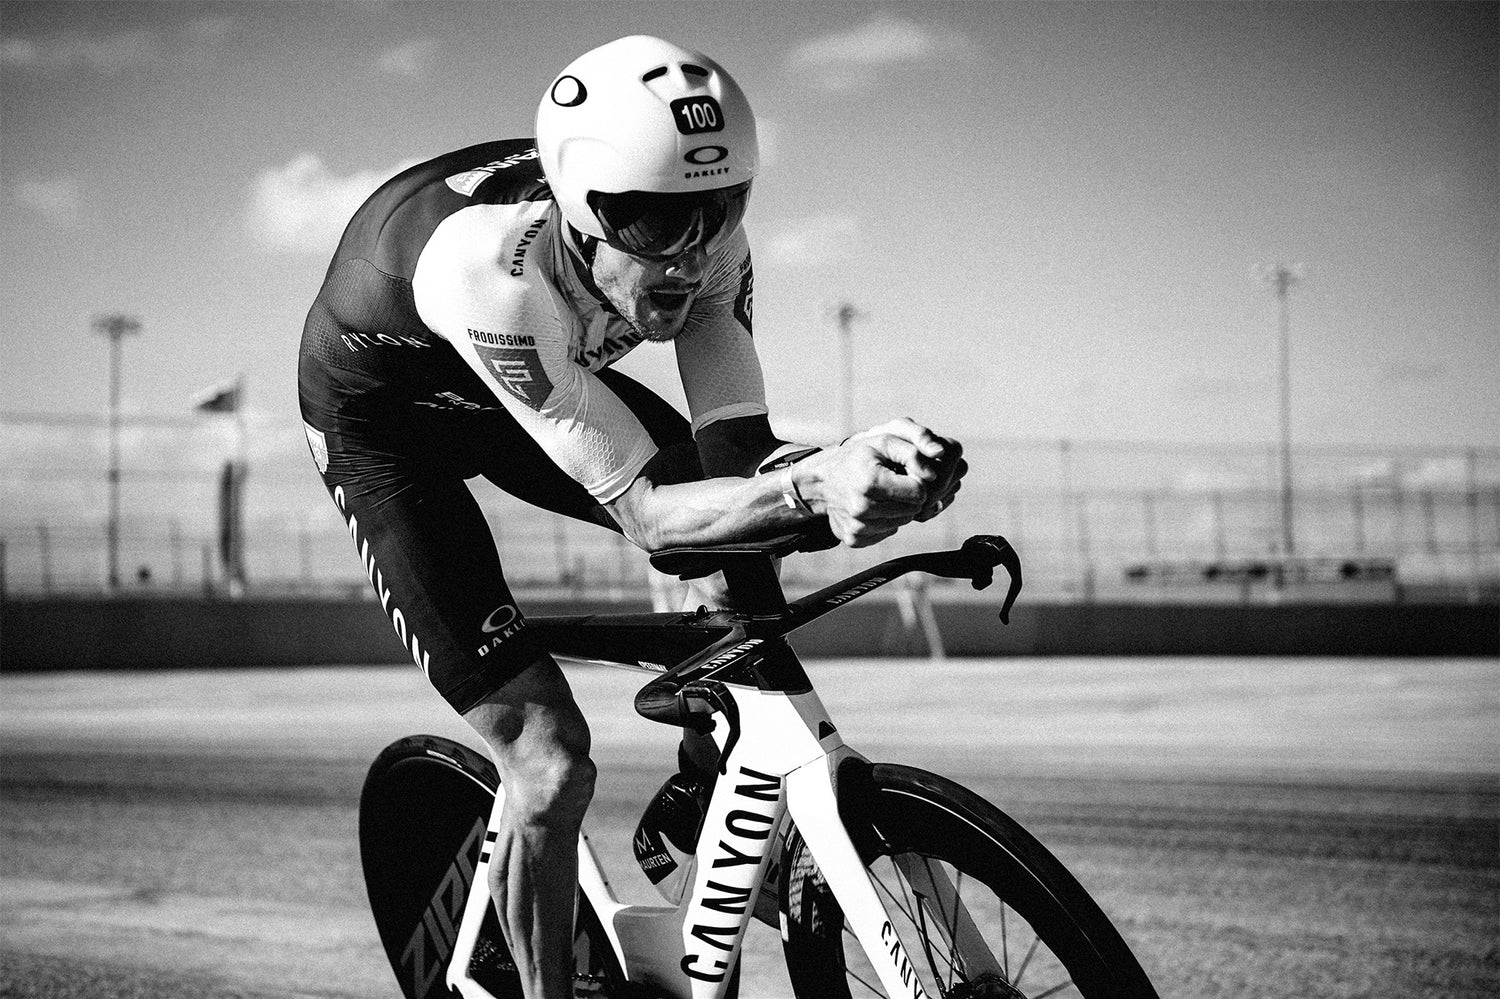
[633,769,711,904]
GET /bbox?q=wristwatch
[757,446,821,516]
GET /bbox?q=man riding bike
[297,35,965,999]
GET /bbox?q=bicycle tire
[780,762,1158,999]
[359,734,624,999]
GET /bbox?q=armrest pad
[650,523,838,579]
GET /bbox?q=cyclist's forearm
[608,471,812,551]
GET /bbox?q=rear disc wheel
[359,734,623,998]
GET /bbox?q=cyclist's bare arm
[607,417,965,550]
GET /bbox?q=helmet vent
[641,66,668,83]
[681,64,708,78]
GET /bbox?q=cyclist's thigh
[307,426,549,715]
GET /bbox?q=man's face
[590,240,709,342]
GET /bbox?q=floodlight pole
[93,314,142,591]
[1265,265,1300,559]
[835,302,863,439]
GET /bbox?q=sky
[2,0,1496,459]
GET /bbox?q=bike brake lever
[676,679,741,772]
[960,535,1024,625]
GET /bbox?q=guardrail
[3,413,1496,604]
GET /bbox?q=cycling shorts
[298,365,699,713]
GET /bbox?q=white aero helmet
[537,35,758,259]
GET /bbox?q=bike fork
[785,755,938,999]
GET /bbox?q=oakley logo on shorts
[477,603,526,656]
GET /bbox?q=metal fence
[2,411,1496,603]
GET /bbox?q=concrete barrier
[1,595,1494,672]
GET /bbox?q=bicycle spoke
[887,856,919,924]
[1030,980,1076,999]
[898,861,919,924]
[1000,901,1010,978]
[884,882,961,982]
[912,890,953,991]
[952,867,965,940]
[844,861,975,995]
[846,965,887,998]
[871,864,917,925]
[925,858,963,986]
[1013,934,1041,985]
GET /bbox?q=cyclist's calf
[462,655,597,998]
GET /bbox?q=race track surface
[2,658,1496,998]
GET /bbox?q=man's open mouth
[647,289,692,311]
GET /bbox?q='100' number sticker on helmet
[670,96,724,135]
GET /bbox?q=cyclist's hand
[843,419,966,524]
[807,425,934,547]
[915,436,965,522]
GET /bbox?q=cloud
[788,13,974,91]
[11,176,83,225]
[0,29,160,74]
[247,154,418,254]
[378,38,440,78]
[2,20,230,74]
[761,213,860,267]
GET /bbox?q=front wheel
[780,762,1158,999]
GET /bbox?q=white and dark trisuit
[298,139,772,711]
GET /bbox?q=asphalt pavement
[1,658,1495,997]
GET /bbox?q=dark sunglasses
[587,181,751,261]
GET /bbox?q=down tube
[784,758,935,999]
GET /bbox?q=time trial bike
[359,530,1159,998]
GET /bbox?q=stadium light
[1258,263,1304,561]
[92,313,142,592]
[833,301,864,439]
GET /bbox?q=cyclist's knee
[506,750,596,829]
[463,656,597,829]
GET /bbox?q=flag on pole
[193,377,242,413]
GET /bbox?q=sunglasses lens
[591,183,750,259]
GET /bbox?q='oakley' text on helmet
[536,35,759,243]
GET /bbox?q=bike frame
[445,536,1022,999]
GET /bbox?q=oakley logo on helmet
[684,146,728,165]
[551,75,587,107]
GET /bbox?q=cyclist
[298,34,965,998]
